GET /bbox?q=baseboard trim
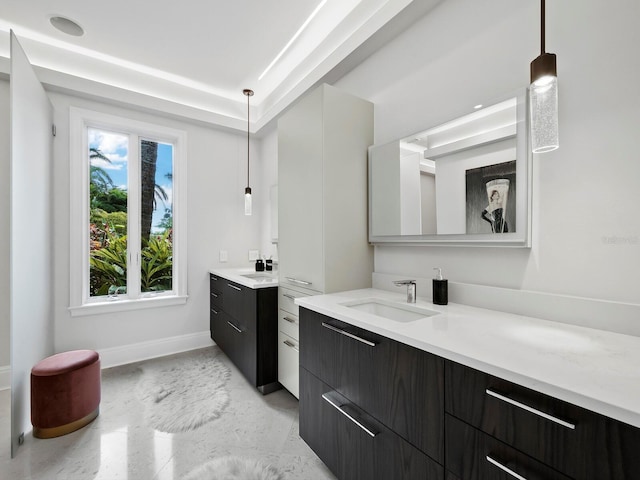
[0,365,9,391]
[98,331,214,369]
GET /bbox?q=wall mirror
[368,89,531,247]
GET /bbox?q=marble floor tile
[0,347,336,480]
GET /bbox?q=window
[70,108,187,315]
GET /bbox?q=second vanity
[297,288,640,480]
[209,268,279,394]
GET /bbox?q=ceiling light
[258,0,328,80]
[243,89,254,216]
[49,16,84,37]
[530,0,559,153]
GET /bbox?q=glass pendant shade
[244,187,252,216]
[529,1,559,154]
[530,74,559,153]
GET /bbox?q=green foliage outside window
[89,146,173,297]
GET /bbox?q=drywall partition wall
[10,32,54,456]
[0,80,10,384]
[50,91,267,363]
[334,0,640,307]
[420,172,436,234]
[257,123,279,261]
[399,152,422,235]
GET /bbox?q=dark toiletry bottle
[433,267,448,305]
[255,257,265,272]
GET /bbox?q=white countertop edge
[295,288,640,429]
[209,268,278,289]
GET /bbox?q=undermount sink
[341,298,439,323]
[240,272,275,279]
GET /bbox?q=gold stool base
[33,408,99,439]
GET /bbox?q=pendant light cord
[540,0,546,54]
[246,92,250,188]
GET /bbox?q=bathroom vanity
[297,289,640,480]
[209,269,279,394]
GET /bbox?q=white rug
[136,350,231,433]
[183,456,283,480]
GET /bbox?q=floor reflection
[0,347,336,479]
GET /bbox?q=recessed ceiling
[0,0,441,131]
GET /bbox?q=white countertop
[296,288,640,429]
[209,268,278,289]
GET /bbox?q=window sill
[69,295,188,317]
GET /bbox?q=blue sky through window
[89,129,173,231]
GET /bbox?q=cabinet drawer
[446,414,571,480]
[445,360,640,479]
[210,273,224,293]
[278,309,299,340]
[300,308,444,462]
[210,290,223,310]
[300,368,443,480]
[278,287,307,316]
[278,331,299,398]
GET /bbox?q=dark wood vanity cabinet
[209,273,278,393]
[299,307,444,479]
[299,306,640,480]
[445,361,640,480]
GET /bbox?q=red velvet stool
[31,350,101,438]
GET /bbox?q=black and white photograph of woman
[481,180,509,233]
[465,160,516,234]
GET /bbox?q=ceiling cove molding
[0,0,442,133]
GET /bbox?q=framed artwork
[465,160,516,234]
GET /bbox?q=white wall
[0,80,9,369]
[10,32,55,452]
[50,92,268,357]
[3,0,639,367]
[331,0,640,305]
[257,124,279,262]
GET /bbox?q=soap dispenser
[432,267,448,305]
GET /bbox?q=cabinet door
[445,361,640,480]
[300,368,443,480]
[255,288,278,388]
[300,308,444,463]
[446,414,571,480]
[278,87,324,294]
[211,309,236,360]
[278,331,299,398]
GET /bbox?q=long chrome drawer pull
[486,456,527,480]
[211,292,218,298]
[227,283,242,291]
[283,293,297,300]
[227,321,242,333]
[285,277,312,286]
[486,389,576,430]
[211,275,218,281]
[283,316,297,324]
[211,308,218,315]
[321,322,376,347]
[283,340,299,352]
[322,393,378,438]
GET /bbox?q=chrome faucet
[393,280,416,303]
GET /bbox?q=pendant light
[530,0,559,153]
[243,89,254,215]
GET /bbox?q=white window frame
[69,107,188,316]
